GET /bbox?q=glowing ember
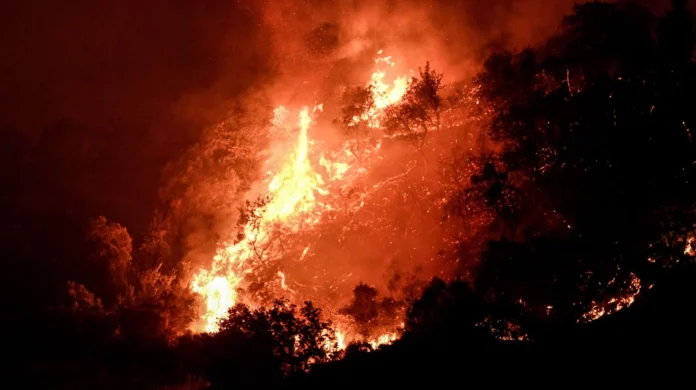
[579,272,642,323]
[330,329,399,352]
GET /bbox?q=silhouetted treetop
[217,299,337,378]
[466,0,696,329]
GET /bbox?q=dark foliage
[339,283,406,338]
[468,0,696,325]
[181,300,337,388]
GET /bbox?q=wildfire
[368,333,398,349]
[191,105,326,332]
[330,330,399,352]
[190,46,641,350]
[350,50,410,128]
[190,50,412,341]
[579,272,642,323]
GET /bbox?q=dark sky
[0,1,272,235]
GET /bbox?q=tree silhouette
[339,283,379,337]
[335,85,384,164]
[465,0,696,327]
[383,62,444,151]
[85,216,133,306]
[405,278,489,341]
[339,283,406,339]
[216,299,337,376]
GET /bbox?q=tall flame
[191,105,325,332]
[190,51,411,350]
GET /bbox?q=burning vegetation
[4,0,696,388]
[188,52,452,347]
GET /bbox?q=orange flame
[190,51,411,341]
[350,50,410,128]
[191,105,326,332]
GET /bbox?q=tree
[339,283,379,338]
[117,264,197,342]
[465,0,696,326]
[86,216,133,305]
[339,283,406,339]
[383,62,444,151]
[216,299,337,377]
[71,216,197,343]
[335,85,382,164]
[158,99,271,270]
[138,211,173,271]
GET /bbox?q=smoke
[255,0,587,93]
[0,0,599,238]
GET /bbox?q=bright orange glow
[350,50,410,128]
[368,332,398,349]
[190,51,412,340]
[191,105,326,332]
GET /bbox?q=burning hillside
[187,51,464,345]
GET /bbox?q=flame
[328,329,398,352]
[335,330,347,350]
[190,51,411,341]
[350,51,410,128]
[319,154,350,181]
[685,236,695,256]
[190,276,236,332]
[191,105,326,332]
[368,333,398,349]
[266,106,326,221]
